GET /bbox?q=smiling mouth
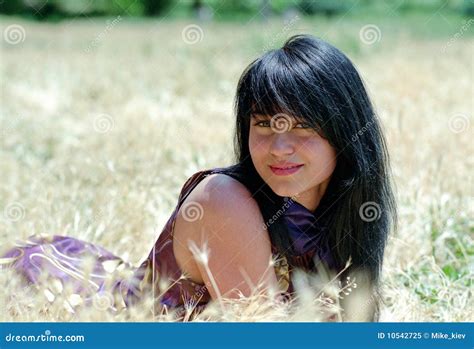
[268,164,304,176]
[270,164,303,170]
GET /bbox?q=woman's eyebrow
[252,113,302,121]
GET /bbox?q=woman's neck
[291,176,332,212]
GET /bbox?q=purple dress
[1,167,337,319]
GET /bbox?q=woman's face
[249,113,337,211]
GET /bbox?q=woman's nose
[269,133,295,157]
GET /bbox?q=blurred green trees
[0,0,472,20]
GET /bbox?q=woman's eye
[253,120,314,130]
[294,123,312,129]
[254,121,271,127]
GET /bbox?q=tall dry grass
[0,16,472,322]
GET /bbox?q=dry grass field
[0,13,472,322]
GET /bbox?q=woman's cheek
[249,133,268,154]
[300,134,323,147]
[305,137,336,156]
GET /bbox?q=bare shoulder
[174,173,265,245]
[173,173,274,293]
[186,173,258,215]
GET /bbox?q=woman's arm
[173,173,279,300]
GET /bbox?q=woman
[1,34,397,321]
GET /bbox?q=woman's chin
[267,185,298,198]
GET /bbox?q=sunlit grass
[0,16,472,321]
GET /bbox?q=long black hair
[227,34,397,319]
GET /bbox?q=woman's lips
[269,164,304,176]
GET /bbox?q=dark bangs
[235,47,328,133]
